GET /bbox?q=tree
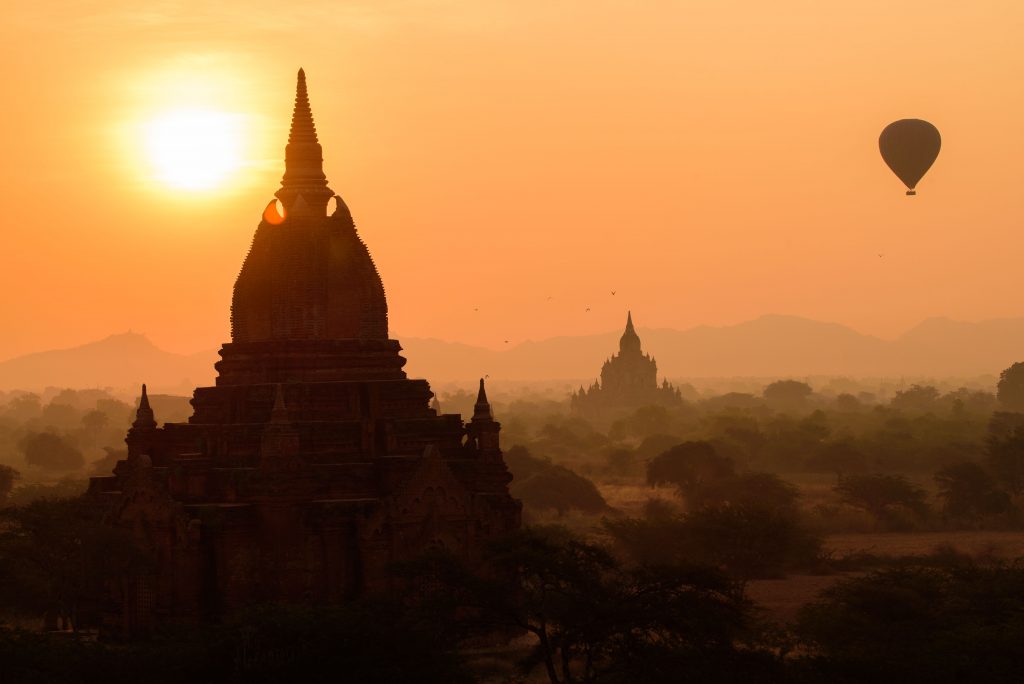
[986,418,1024,496]
[763,380,813,410]
[796,563,1024,683]
[506,446,610,516]
[633,434,683,461]
[805,439,867,475]
[81,409,109,432]
[605,506,821,580]
[698,472,800,513]
[890,385,941,413]
[513,465,610,516]
[0,599,472,683]
[0,496,149,632]
[3,394,41,422]
[421,527,778,683]
[997,361,1024,412]
[609,405,672,440]
[833,393,862,412]
[504,444,549,480]
[40,402,79,430]
[934,461,1011,524]
[19,432,84,472]
[90,446,126,476]
[834,473,929,529]
[0,464,19,504]
[647,442,735,504]
[604,448,640,477]
[646,444,796,514]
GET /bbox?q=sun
[143,109,244,191]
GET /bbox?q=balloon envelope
[879,119,941,195]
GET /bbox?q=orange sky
[2,1,1023,360]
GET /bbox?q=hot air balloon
[879,119,941,195]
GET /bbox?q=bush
[805,439,867,475]
[19,432,84,472]
[604,447,640,477]
[763,380,813,410]
[834,473,929,530]
[513,466,609,516]
[796,562,1024,683]
[647,441,735,500]
[418,527,780,683]
[0,600,471,683]
[697,472,800,513]
[506,446,609,516]
[504,444,548,480]
[0,465,19,504]
[934,461,1012,525]
[997,361,1024,412]
[5,478,89,507]
[605,505,822,579]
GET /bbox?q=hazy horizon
[10,310,1024,360]
[3,2,1023,361]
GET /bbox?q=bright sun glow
[143,109,244,191]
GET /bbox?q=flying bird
[585,308,591,312]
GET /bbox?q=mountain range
[1,315,1021,393]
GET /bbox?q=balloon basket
[906,190,916,196]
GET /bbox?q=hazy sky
[2,1,1022,359]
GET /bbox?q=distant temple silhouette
[571,312,681,417]
[89,70,520,633]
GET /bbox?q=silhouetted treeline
[1,492,1022,682]
[483,374,1024,531]
[0,389,192,506]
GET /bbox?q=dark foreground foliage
[2,498,1022,684]
[0,497,148,632]
[0,600,471,684]
[795,560,1024,684]
[406,526,783,684]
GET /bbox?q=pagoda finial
[619,311,641,354]
[275,68,333,214]
[132,383,157,429]
[288,68,318,145]
[473,378,492,421]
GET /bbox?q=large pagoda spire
[275,68,334,215]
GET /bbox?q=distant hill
[400,314,1023,381]
[2,315,1022,391]
[0,333,218,393]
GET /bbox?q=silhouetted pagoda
[571,312,681,417]
[88,70,520,633]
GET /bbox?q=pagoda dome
[230,70,388,343]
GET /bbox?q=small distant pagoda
[571,312,681,417]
